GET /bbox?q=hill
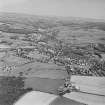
[0,12,105,105]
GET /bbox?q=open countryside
[0,12,105,105]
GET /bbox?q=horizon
[1,11,105,22]
[0,0,105,20]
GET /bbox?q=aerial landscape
[0,12,105,105]
[0,0,105,105]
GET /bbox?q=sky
[0,0,105,19]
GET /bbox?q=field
[0,12,105,105]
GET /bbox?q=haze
[0,0,105,19]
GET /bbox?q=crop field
[0,12,105,105]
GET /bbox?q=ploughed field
[0,12,105,105]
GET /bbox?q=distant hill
[0,12,105,44]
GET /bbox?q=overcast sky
[0,0,105,19]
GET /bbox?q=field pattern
[0,12,105,105]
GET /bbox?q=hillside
[0,12,105,76]
[0,12,105,105]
